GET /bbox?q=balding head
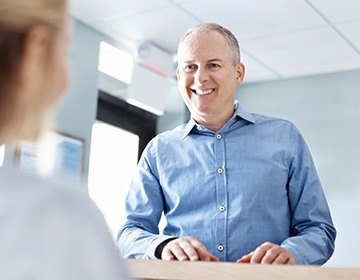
[178,23,241,67]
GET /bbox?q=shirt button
[217,245,224,252]
[216,133,222,140]
[217,167,223,174]
[219,205,225,212]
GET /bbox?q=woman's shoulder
[0,168,101,224]
[0,167,127,279]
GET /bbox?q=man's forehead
[177,31,227,62]
[178,30,226,54]
[180,30,224,46]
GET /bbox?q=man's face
[177,30,244,123]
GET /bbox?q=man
[117,23,336,265]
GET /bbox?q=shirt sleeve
[117,141,175,259]
[281,124,336,265]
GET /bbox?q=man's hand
[161,236,220,262]
[236,242,296,265]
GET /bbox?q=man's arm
[117,140,219,262]
[237,124,336,265]
[117,146,175,259]
[280,124,336,264]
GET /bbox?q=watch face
[137,41,151,58]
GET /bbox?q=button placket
[214,128,227,261]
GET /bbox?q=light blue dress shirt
[118,101,336,264]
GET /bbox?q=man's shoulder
[251,113,295,129]
[151,123,187,143]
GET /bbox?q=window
[88,91,157,238]
[88,121,139,238]
[98,41,134,85]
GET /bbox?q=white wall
[238,70,360,268]
[157,78,186,134]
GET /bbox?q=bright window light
[88,121,139,238]
[98,41,134,84]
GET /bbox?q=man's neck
[194,109,235,132]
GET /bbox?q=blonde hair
[0,0,67,139]
[178,23,241,67]
[0,0,66,32]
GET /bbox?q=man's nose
[194,67,209,84]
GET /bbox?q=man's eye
[184,65,197,72]
[209,63,221,69]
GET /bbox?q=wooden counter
[124,259,360,280]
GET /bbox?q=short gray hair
[178,23,241,66]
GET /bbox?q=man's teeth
[193,89,214,95]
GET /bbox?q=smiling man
[117,23,336,265]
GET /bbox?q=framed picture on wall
[16,130,85,185]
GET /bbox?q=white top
[0,167,128,279]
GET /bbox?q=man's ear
[176,67,180,81]
[236,63,245,85]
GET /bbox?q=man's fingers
[162,237,217,262]
[237,242,296,265]
[161,247,176,261]
[272,252,290,264]
[189,238,217,261]
[236,253,252,263]
[260,245,283,264]
[285,257,296,265]
[178,239,200,261]
[250,243,272,264]
[209,254,220,262]
[170,243,191,261]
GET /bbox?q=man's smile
[190,88,215,95]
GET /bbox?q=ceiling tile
[70,0,360,82]
[241,53,279,84]
[307,0,360,23]
[170,0,201,3]
[242,26,360,78]
[336,19,360,50]
[92,6,199,53]
[181,0,327,40]
[69,0,170,23]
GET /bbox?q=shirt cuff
[281,241,306,265]
[145,235,177,259]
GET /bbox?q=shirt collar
[233,100,256,124]
[182,100,256,139]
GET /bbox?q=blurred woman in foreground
[0,0,127,278]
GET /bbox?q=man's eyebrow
[182,60,195,64]
[181,58,223,64]
[208,59,222,63]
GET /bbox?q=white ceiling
[70,0,360,83]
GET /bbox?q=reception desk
[124,259,360,280]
